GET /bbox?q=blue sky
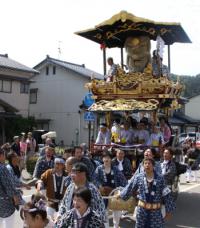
[0,0,199,76]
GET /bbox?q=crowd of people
[95,116,172,148]
[0,121,200,228]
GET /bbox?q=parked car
[178,132,200,143]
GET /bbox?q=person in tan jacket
[36,157,67,220]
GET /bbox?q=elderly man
[119,158,175,228]
[74,146,95,180]
[112,149,133,179]
[33,144,55,179]
[39,137,53,157]
[36,157,67,220]
[57,162,106,224]
[0,149,19,228]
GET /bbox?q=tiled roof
[34,56,103,79]
[0,54,38,74]
[173,112,200,124]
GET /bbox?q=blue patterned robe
[79,156,95,180]
[0,163,18,218]
[58,182,106,223]
[6,164,25,205]
[93,164,127,189]
[112,157,133,179]
[120,171,175,228]
[33,156,55,179]
[56,208,104,228]
[135,161,162,176]
[6,164,22,188]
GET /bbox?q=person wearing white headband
[36,157,67,221]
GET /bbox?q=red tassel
[100,43,106,50]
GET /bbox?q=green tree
[5,116,37,142]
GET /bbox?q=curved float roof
[75,11,191,48]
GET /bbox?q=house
[0,54,38,116]
[185,94,200,120]
[169,96,200,133]
[0,54,38,143]
[29,55,102,146]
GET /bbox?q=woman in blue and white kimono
[57,162,106,225]
[56,187,104,228]
[119,158,175,228]
[94,151,127,228]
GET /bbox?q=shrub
[26,156,38,175]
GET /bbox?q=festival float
[75,11,191,151]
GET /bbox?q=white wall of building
[29,64,96,146]
[185,95,200,120]
[0,80,29,117]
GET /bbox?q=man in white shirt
[95,124,111,145]
[112,149,133,179]
[105,57,117,82]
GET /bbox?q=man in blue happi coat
[119,157,175,228]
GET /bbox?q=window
[20,82,29,94]
[46,66,49,75]
[0,80,12,93]
[53,66,56,75]
[30,88,38,104]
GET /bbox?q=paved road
[12,172,200,228]
[165,183,200,228]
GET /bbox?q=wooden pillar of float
[103,48,107,76]
[120,47,124,68]
[105,112,112,129]
[152,110,158,124]
[167,45,171,73]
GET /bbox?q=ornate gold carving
[89,99,159,111]
[85,66,183,101]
